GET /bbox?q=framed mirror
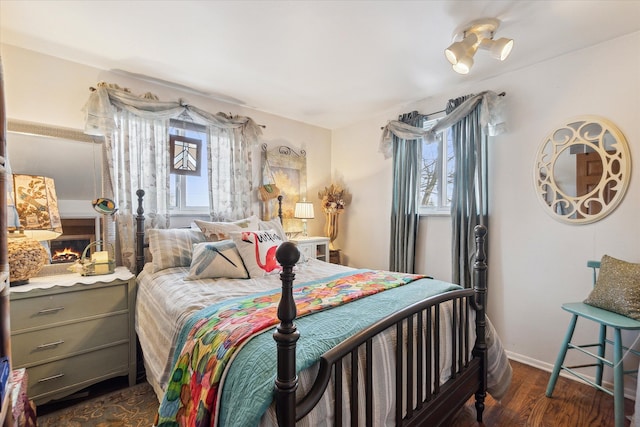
[261,143,307,233]
[6,120,105,215]
[533,116,631,224]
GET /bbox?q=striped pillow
[148,228,206,272]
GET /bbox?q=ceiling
[1,1,639,130]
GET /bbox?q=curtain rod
[380,91,506,129]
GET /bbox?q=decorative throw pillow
[258,218,287,242]
[185,241,248,280]
[148,228,206,272]
[584,255,640,320]
[230,230,283,278]
[195,216,260,241]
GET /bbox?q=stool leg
[613,328,624,427]
[595,324,606,386]
[546,314,578,397]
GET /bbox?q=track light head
[485,37,514,61]
[445,18,513,74]
[452,55,474,74]
[445,33,478,65]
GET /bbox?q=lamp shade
[13,174,63,240]
[294,201,315,219]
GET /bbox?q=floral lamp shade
[13,174,63,240]
[8,174,63,285]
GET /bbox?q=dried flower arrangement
[318,184,350,213]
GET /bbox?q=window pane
[445,129,454,206]
[421,133,441,207]
[420,117,454,213]
[169,174,177,208]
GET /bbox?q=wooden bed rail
[273,224,488,426]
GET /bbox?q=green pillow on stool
[584,255,640,320]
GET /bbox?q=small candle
[92,251,109,263]
[93,263,110,275]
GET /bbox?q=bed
[133,191,511,426]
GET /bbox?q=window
[169,120,209,213]
[420,118,454,214]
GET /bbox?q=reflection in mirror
[534,116,630,224]
[7,120,105,217]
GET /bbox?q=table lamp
[8,174,63,285]
[294,199,315,237]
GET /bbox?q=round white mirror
[533,116,631,224]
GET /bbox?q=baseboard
[506,350,637,400]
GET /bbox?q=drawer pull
[36,340,65,349]
[37,307,65,315]
[38,373,64,383]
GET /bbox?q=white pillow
[230,230,283,278]
[185,241,248,280]
[258,218,287,241]
[195,216,260,241]
[148,228,206,272]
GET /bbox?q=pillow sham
[148,228,206,272]
[230,229,283,278]
[258,217,287,242]
[584,255,640,320]
[185,240,248,280]
[195,216,260,241]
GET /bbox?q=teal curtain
[448,95,488,288]
[390,111,424,273]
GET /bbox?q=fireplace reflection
[49,217,101,265]
[50,238,91,264]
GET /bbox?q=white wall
[332,32,640,389]
[3,32,640,390]
[1,44,332,235]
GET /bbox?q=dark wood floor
[36,360,633,425]
[449,360,633,427]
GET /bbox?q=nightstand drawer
[27,343,129,404]
[297,244,315,260]
[11,284,127,331]
[12,313,128,367]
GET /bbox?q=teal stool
[546,261,640,427]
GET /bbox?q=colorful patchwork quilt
[154,269,453,427]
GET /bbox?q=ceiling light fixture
[445,18,514,75]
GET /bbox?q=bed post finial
[472,224,487,421]
[274,242,300,427]
[135,189,145,275]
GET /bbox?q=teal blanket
[218,272,460,426]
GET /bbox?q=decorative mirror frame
[533,115,631,224]
[261,143,307,232]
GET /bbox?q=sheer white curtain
[83,83,262,269]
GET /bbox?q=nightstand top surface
[289,236,330,242]
[10,266,134,293]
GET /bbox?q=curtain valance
[379,90,506,159]
[82,82,263,143]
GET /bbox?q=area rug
[37,382,159,427]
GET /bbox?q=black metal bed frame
[134,189,487,426]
